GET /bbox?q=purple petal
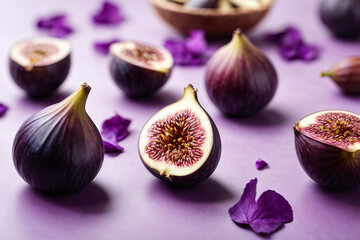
[37,14,67,29]
[185,30,207,54]
[92,1,125,25]
[94,38,121,55]
[298,44,319,61]
[229,178,257,224]
[36,14,73,38]
[255,159,268,170]
[249,190,293,234]
[281,26,302,48]
[50,23,74,38]
[163,30,208,66]
[0,103,8,117]
[103,140,124,153]
[229,178,293,235]
[101,113,131,142]
[279,46,298,60]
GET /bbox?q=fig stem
[60,83,91,112]
[231,28,255,54]
[321,71,333,78]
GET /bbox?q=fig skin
[9,55,70,98]
[205,29,277,117]
[109,41,173,99]
[319,0,360,39]
[294,111,360,189]
[185,0,218,8]
[321,56,360,94]
[139,85,221,185]
[12,83,104,193]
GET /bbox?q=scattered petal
[92,1,125,25]
[0,103,8,117]
[94,38,121,55]
[229,178,293,235]
[185,30,207,54]
[103,140,125,153]
[36,14,74,38]
[264,26,319,61]
[163,29,208,66]
[101,113,131,154]
[255,159,268,170]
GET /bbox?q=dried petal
[264,26,319,62]
[103,140,125,153]
[229,178,293,235]
[0,103,8,117]
[102,113,131,142]
[36,14,74,38]
[94,38,121,55]
[255,159,268,170]
[92,1,125,25]
[163,30,208,66]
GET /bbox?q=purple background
[1,0,360,239]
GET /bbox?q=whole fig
[319,0,360,39]
[321,56,360,94]
[205,29,278,117]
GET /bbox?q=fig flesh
[13,83,104,193]
[110,41,173,98]
[9,37,71,98]
[294,110,360,189]
[138,84,221,185]
[319,0,360,39]
[205,29,278,117]
[321,56,360,94]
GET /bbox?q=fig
[109,41,173,98]
[185,0,219,8]
[205,29,278,117]
[319,0,360,39]
[138,84,221,185]
[13,83,104,193]
[294,110,360,189]
[9,37,71,98]
[321,56,360,94]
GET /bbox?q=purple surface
[1,0,360,239]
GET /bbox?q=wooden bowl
[150,0,275,37]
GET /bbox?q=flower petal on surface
[0,103,8,117]
[94,38,121,55]
[255,159,268,170]
[92,1,125,25]
[102,113,131,142]
[36,14,73,38]
[229,178,293,235]
[103,140,124,154]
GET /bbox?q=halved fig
[294,110,360,189]
[110,41,173,98]
[138,84,221,185]
[9,37,71,98]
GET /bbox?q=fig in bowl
[138,84,221,185]
[110,41,173,98]
[149,0,274,37]
[9,37,71,98]
[294,110,360,189]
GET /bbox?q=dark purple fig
[205,29,278,117]
[321,56,360,94]
[138,84,221,185]
[110,41,173,98]
[294,110,360,189]
[185,0,219,8]
[319,0,360,39]
[9,37,71,98]
[13,83,104,193]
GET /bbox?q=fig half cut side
[110,41,173,98]
[294,110,360,189]
[9,37,71,98]
[138,84,221,185]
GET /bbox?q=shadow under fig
[18,182,111,214]
[312,183,360,209]
[223,108,288,127]
[149,177,235,203]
